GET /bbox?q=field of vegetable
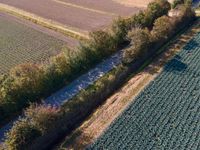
[88,32,200,149]
[0,13,68,74]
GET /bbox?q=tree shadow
[183,39,199,52]
[164,55,188,73]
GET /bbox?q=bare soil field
[58,0,142,16]
[0,12,72,74]
[0,0,142,33]
[113,0,154,8]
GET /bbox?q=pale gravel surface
[0,50,123,143]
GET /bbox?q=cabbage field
[88,32,200,150]
[0,16,66,74]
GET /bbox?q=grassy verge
[55,16,199,150]
[0,3,88,41]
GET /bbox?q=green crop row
[0,0,171,127]
[88,31,200,150]
[2,1,196,150]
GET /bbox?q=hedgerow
[123,2,195,64]
[0,0,172,126]
[1,1,194,149]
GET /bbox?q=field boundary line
[0,3,89,40]
[52,0,117,16]
[58,19,200,150]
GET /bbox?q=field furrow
[88,32,200,150]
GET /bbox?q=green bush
[172,0,184,8]
[4,104,61,150]
[25,104,62,134]
[4,119,41,150]
[130,0,170,28]
[111,17,131,45]
[3,3,196,148]
[0,29,118,125]
[123,28,151,64]
[151,16,173,43]
[87,30,117,58]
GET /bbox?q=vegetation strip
[0,3,88,40]
[0,50,122,143]
[1,1,194,149]
[60,17,200,150]
[88,28,200,150]
[0,0,170,128]
[52,0,117,16]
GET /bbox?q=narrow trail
[0,50,123,143]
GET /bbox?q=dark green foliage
[130,0,171,28]
[123,3,195,65]
[4,104,61,150]
[111,17,131,45]
[1,2,195,149]
[172,0,185,8]
[4,119,41,150]
[123,28,151,64]
[87,30,116,58]
[0,29,118,125]
[151,16,173,43]
[89,32,200,150]
[145,0,171,27]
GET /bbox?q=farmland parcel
[0,13,69,74]
[88,32,200,149]
[0,0,141,35]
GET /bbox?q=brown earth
[57,20,200,150]
[0,0,142,33]
[59,0,142,16]
[113,0,154,7]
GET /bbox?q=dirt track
[0,0,142,33]
[58,19,200,150]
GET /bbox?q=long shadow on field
[183,39,199,52]
[164,56,188,73]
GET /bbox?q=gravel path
[0,50,123,143]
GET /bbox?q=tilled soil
[0,0,142,32]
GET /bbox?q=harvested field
[0,13,70,74]
[88,32,200,149]
[113,0,153,8]
[0,0,142,34]
[56,0,142,16]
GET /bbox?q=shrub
[4,104,61,150]
[145,0,171,27]
[2,2,197,148]
[4,119,41,150]
[123,28,151,64]
[25,104,62,134]
[171,0,185,8]
[151,16,173,43]
[111,17,131,45]
[87,30,116,58]
[130,0,170,28]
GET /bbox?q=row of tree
[2,0,195,149]
[0,0,171,126]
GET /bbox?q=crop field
[0,13,67,74]
[88,32,200,150]
[0,0,142,34]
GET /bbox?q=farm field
[88,32,200,150]
[0,12,69,74]
[0,0,142,34]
